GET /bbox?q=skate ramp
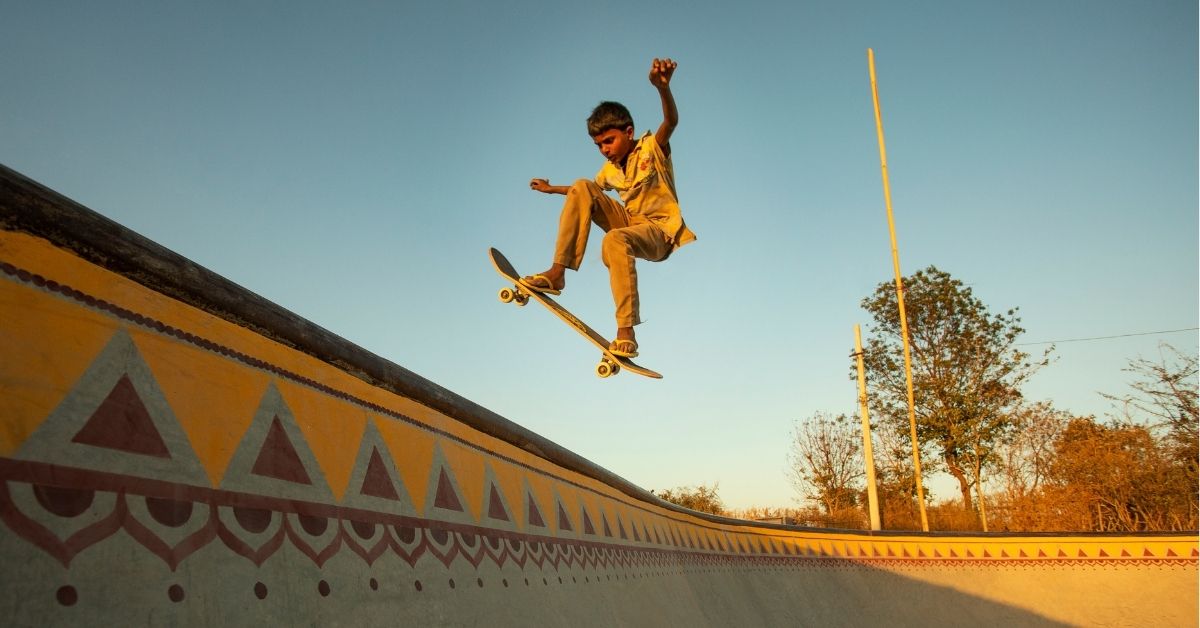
[1,164,1196,626]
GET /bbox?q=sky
[2,1,1196,511]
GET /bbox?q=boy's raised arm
[649,58,679,155]
[529,178,569,195]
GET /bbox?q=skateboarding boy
[522,57,696,359]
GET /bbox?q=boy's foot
[519,273,563,296]
[609,338,638,358]
[610,327,638,357]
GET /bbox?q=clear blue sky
[3,1,1196,510]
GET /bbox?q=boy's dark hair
[587,101,633,136]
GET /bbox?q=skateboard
[488,248,662,379]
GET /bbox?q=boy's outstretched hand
[649,58,677,90]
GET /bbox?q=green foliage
[656,483,726,516]
[858,266,1051,518]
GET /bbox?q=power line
[1016,327,1199,346]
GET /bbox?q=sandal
[519,274,562,295]
[609,339,639,358]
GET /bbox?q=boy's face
[592,127,636,166]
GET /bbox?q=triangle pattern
[582,508,596,536]
[434,470,463,511]
[220,382,333,503]
[341,418,416,516]
[71,375,170,457]
[362,449,399,500]
[16,330,208,486]
[557,501,574,533]
[526,490,546,528]
[487,486,509,521]
[421,442,476,526]
[438,440,487,521]
[478,463,519,533]
[251,416,312,484]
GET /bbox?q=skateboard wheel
[498,288,515,303]
[514,293,529,306]
[595,359,620,378]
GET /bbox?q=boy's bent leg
[601,223,672,329]
[553,180,627,271]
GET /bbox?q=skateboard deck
[488,248,662,379]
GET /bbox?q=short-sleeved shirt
[594,132,696,249]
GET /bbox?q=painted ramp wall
[1,164,1195,627]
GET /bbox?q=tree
[1102,343,1198,489]
[1046,417,1191,531]
[858,266,1051,528]
[869,418,927,530]
[787,413,863,517]
[656,484,725,516]
[992,402,1072,531]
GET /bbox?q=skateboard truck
[499,283,621,377]
[489,248,662,380]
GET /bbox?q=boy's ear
[625,126,635,139]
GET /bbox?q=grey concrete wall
[1,163,1196,627]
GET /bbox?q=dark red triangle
[582,509,595,535]
[527,493,545,527]
[251,417,312,484]
[602,516,613,538]
[557,503,573,532]
[617,519,627,539]
[71,375,170,458]
[360,448,399,500]
[487,486,509,521]
[433,469,463,511]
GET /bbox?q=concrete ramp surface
[0,164,1196,626]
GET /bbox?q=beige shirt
[594,132,696,249]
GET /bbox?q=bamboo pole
[854,325,882,530]
[867,48,929,532]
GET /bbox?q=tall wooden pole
[867,48,929,532]
[854,325,882,530]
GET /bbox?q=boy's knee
[568,179,599,196]
[601,230,631,265]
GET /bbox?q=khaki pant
[553,179,672,327]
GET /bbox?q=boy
[523,57,695,359]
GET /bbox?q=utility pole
[853,325,882,530]
[867,48,929,532]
